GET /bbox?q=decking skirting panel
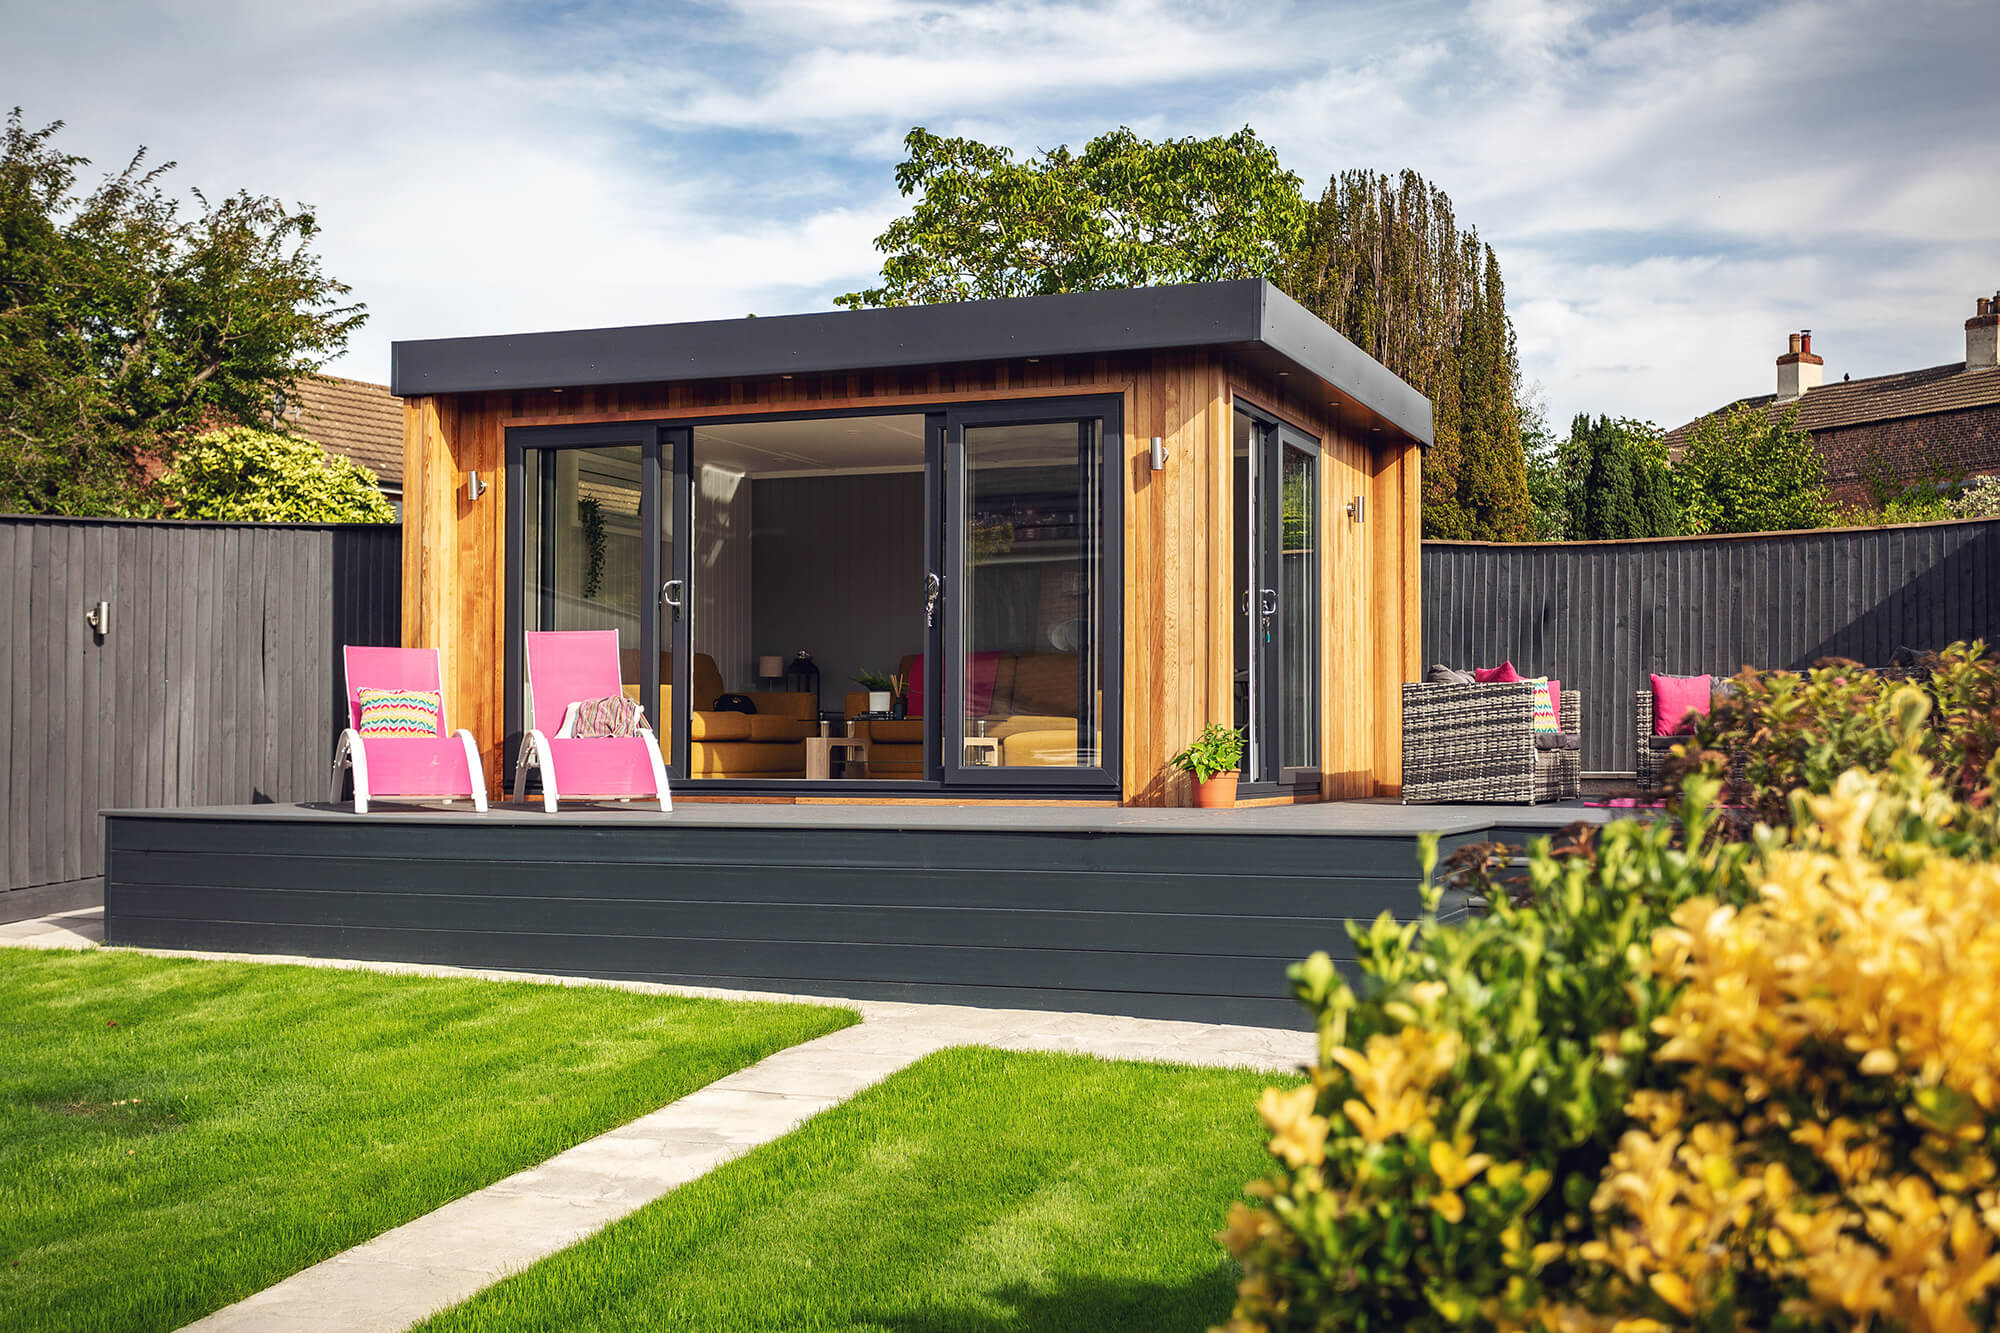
[103,806,1547,1028]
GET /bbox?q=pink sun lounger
[332,646,488,814]
[514,630,672,813]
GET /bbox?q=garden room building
[391,279,1431,807]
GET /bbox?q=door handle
[924,572,943,628]
[660,579,684,619]
[1259,588,1279,616]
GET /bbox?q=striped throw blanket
[571,695,644,738]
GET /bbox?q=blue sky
[3,0,1996,430]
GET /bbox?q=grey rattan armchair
[1635,689,1745,794]
[1402,681,1581,804]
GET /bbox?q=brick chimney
[1969,292,2000,371]
[1776,329,1823,401]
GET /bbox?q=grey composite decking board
[0,518,400,896]
[102,802,1611,1027]
[1423,518,2000,774]
[389,279,1436,448]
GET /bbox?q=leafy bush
[1952,476,2000,520]
[1673,403,1833,535]
[1663,644,2000,825]
[158,426,393,523]
[1219,736,2000,1332]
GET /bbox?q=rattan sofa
[1402,681,1581,804]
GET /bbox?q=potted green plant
[1171,723,1246,808]
[853,669,895,715]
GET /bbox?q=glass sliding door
[943,398,1121,790]
[508,424,678,775]
[682,413,933,783]
[1233,405,1321,790]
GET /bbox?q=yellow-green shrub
[1221,705,2000,1332]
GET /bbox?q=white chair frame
[512,701,672,814]
[332,726,488,815]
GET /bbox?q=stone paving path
[3,909,1311,1333]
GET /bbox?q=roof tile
[284,375,403,490]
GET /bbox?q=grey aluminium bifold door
[1233,406,1320,791]
[941,396,1121,792]
[506,422,689,779]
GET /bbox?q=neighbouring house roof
[283,375,403,493]
[1663,360,2000,454]
[388,279,1436,448]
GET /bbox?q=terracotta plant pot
[1192,770,1240,808]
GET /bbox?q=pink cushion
[1473,661,1522,684]
[1651,673,1713,736]
[902,651,1004,719]
[359,736,478,798]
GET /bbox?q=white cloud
[1,0,1994,427]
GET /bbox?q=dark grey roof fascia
[391,279,1433,446]
[1255,283,1433,446]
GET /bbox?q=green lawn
[417,1046,1295,1333]
[0,949,854,1333]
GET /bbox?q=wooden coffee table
[804,735,871,780]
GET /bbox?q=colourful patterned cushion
[356,688,443,737]
[1525,676,1561,733]
[572,695,644,738]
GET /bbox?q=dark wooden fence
[1423,518,2000,775]
[0,517,400,914]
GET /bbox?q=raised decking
[104,800,1615,1029]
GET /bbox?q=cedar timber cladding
[400,315,1425,805]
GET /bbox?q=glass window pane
[961,420,1102,769]
[689,415,928,781]
[1233,410,1256,767]
[522,445,645,733]
[1279,441,1318,772]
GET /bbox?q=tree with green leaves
[1674,403,1833,534]
[836,125,1307,308]
[156,426,392,523]
[1560,414,1678,539]
[0,110,364,516]
[1282,170,1529,540]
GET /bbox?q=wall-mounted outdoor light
[85,600,110,638]
[466,470,487,502]
[1149,435,1169,471]
[1346,495,1366,523]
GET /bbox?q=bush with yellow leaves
[1220,689,2000,1332]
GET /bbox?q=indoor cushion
[1650,673,1713,736]
[688,710,753,741]
[356,688,443,737]
[1006,653,1081,717]
[745,715,814,742]
[571,695,643,738]
[1473,661,1522,683]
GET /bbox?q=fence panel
[0,518,400,904]
[1422,519,2000,774]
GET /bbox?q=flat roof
[389,279,1434,447]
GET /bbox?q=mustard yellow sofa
[843,651,1090,777]
[619,650,815,779]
